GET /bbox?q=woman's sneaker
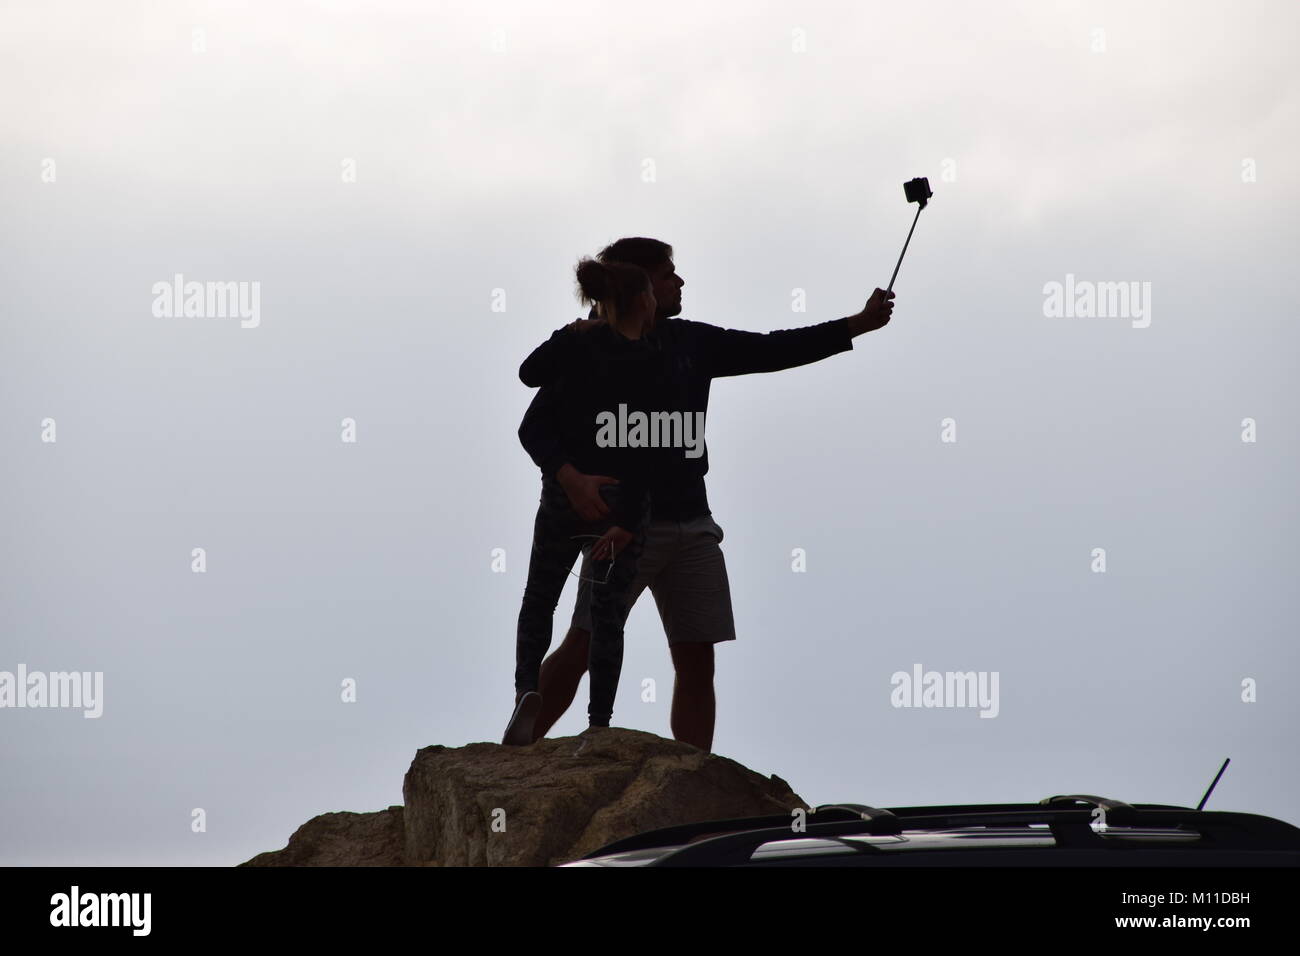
[502,691,543,746]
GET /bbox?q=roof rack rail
[652,817,901,867]
[1040,794,1137,828]
[583,804,881,858]
[812,803,898,823]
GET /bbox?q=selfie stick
[887,177,933,293]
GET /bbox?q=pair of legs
[534,628,715,751]
[530,511,735,753]
[514,479,647,728]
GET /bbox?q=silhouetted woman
[503,257,667,744]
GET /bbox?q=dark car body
[559,795,1300,867]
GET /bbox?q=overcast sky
[2,0,1297,865]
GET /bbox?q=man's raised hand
[847,288,896,336]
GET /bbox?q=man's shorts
[570,512,737,645]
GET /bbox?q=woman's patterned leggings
[514,477,648,727]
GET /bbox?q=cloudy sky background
[2,0,1297,865]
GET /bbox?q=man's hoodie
[519,314,855,521]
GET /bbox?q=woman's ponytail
[575,257,650,325]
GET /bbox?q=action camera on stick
[887,176,934,291]
[903,176,932,208]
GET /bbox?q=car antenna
[1196,757,1231,810]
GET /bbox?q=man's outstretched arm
[704,288,895,378]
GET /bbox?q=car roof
[563,795,1300,867]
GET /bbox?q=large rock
[403,727,807,866]
[239,728,807,867]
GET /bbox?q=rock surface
[240,728,807,867]
[239,806,406,867]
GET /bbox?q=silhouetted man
[518,237,895,751]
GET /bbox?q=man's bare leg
[533,626,590,740]
[669,642,715,753]
[535,628,716,751]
